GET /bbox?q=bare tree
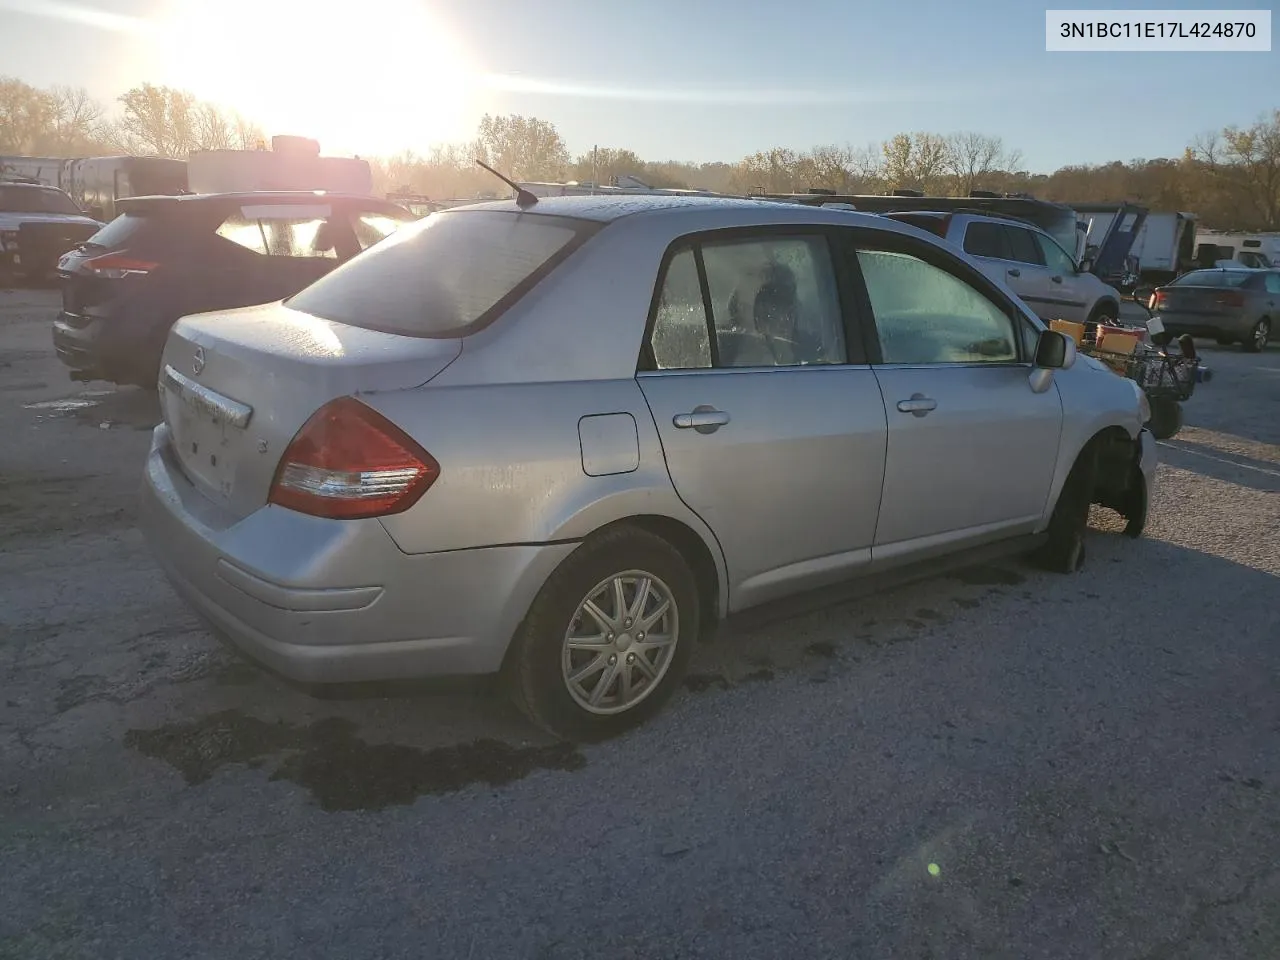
[945,132,1021,195]
[1190,111,1280,228]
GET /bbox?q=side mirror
[1077,256,1094,274]
[1035,329,1076,369]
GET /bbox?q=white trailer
[1083,208,1195,284]
[187,136,373,196]
[1194,231,1279,269]
[0,156,66,186]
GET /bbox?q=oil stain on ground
[124,710,586,812]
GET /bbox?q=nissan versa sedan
[140,195,1157,740]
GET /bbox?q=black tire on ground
[1034,444,1097,574]
[1122,467,1148,539]
[504,526,701,742]
[1089,303,1119,325]
[1242,317,1271,353]
[1146,397,1183,440]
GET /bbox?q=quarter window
[856,249,1019,364]
[649,248,712,370]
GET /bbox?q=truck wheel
[1146,398,1182,440]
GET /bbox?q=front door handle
[1008,268,1021,278]
[896,395,937,417]
[673,406,730,433]
[1051,275,1064,284]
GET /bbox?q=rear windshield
[0,185,82,215]
[287,210,596,337]
[85,213,154,249]
[1171,270,1253,288]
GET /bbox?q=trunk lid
[159,301,461,519]
[1159,285,1237,316]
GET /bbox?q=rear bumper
[53,310,161,384]
[1154,311,1254,340]
[139,426,575,682]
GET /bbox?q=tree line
[3,76,1277,230]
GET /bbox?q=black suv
[1,180,104,285]
[53,191,417,386]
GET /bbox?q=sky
[0,0,1276,172]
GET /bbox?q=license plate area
[160,365,253,501]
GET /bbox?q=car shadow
[102,506,1255,815]
[1157,438,1280,493]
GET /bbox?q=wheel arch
[1041,422,1136,530]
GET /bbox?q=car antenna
[474,159,538,209]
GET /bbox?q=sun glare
[160,0,478,156]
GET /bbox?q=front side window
[1035,231,1077,275]
[1004,226,1044,266]
[856,248,1018,364]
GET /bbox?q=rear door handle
[673,407,730,433]
[896,395,937,417]
[1051,275,1064,284]
[1007,268,1021,277]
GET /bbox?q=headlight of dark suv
[0,230,18,251]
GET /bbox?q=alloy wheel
[561,571,679,715]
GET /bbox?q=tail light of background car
[1215,291,1246,308]
[82,253,158,279]
[267,396,439,520]
[1149,290,1167,310]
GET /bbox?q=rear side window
[215,205,342,259]
[963,221,1009,259]
[351,210,413,251]
[287,211,594,338]
[1172,270,1252,288]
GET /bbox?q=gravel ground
[2,289,1278,960]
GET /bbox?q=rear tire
[1090,303,1119,326]
[1242,318,1270,353]
[505,526,700,742]
[1146,397,1182,440]
[1035,445,1097,574]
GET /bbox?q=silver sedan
[140,195,1157,739]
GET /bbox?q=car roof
[123,191,395,205]
[445,192,894,227]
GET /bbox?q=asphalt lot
[2,288,1278,960]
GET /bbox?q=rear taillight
[1216,291,1246,308]
[1150,290,1167,309]
[268,396,439,520]
[82,253,158,278]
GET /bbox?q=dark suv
[1,180,104,285]
[53,191,417,386]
